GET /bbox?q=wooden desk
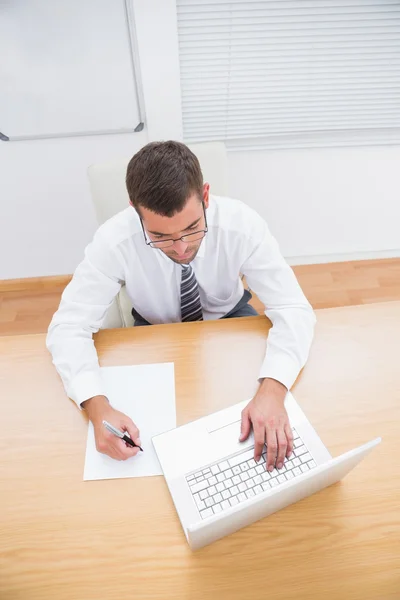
[1,302,399,600]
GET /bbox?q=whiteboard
[0,0,142,141]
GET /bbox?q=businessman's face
[138,183,209,264]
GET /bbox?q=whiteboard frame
[0,0,145,142]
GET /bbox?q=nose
[173,240,189,255]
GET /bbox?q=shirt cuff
[258,353,301,391]
[67,371,106,409]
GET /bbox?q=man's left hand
[240,378,293,471]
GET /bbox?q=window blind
[177,0,400,150]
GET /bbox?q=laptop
[152,393,381,550]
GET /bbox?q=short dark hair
[126,141,203,217]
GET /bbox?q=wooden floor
[1,258,399,336]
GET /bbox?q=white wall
[228,145,400,264]
[1,0,399,280]
[0,132,147,279]
[0,0,182,280]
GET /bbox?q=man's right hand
[82,395,141,461]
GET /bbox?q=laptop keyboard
[186,428,316,520]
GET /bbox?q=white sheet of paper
[83,363,176,481]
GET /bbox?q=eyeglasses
[140,202,208,249]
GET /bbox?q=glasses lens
[181,231,206,243]
[149,230,206,248]
[149,239,174,248]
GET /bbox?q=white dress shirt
[47,195,316,408]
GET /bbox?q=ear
[203,182,210,208]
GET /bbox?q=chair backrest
[87,142,229,225]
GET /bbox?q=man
[47,141,315,471]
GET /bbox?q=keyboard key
[261,471,271,482]
[240,463,249,472]
[221,500,230,510]
[240,472,249,482]
[225,468,233,479]
[232,465,241,475]
[262,481,271,491]
[256,464,264,474]
[237,492,247,503]
[278,474,287,484]
[253,484,263,494]
[293,467,301,476]
[218,460,229,472]
[194,471,202,478]
[246,479,255,489]
[222,489,231,500]
[246,488,255,499]
[253,475,262,485]
[229,496,239,507]
[309,460,316,468]
[196,475,205,482]
[187,474,195,482]
[232,475,241,485]
[191,480,208,494]
[194,495,206,510]
[211,465,220,475]
[301,453,312,464]
[294,439,303,448]
[247,459,257,469]
[229,449,254,468]
[301,463,309,473]
[208,476,218,486]
[214,492,223,503]
[216,472,225,482]
[295,446,307,457]
[293,458,301,467]
[286,470,294,480]
[202,468,211,477]
[200,508,213,519]
[225,478,233,488]
[208,485,217,496]
[285,460,294,470]
[205,497,214,508]
[216,482,225,492]
[231,485,239,496]
[293,429,299,439]
[238,482,247,492]
[248,468,256,478]
[213,504,222,514]
[270,479,278,487]
[199,490,208,500]
[277,464,286,473]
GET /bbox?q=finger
[97,441,123,460]
[121,418,141,446]
[253,419,265,462]
[285,423,294,459]
[239,409,251,442]
[96,431,134,461]
[276,428,287,470]
[115,438,140,460]
[266,428,278,471]
[96,432,120,459]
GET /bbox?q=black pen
[102,420,143,451]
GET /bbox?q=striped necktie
[180,264,203,322]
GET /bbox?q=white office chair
[87,142,229,329]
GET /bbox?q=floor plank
[1,258,400,336]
